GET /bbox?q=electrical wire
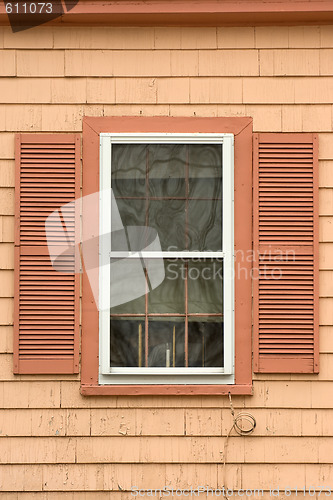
[222,392,256,499]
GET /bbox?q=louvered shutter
[14,134,80,374]
[253,133,319,374]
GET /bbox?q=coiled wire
[222,393,256,498]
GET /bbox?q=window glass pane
[189,144,222,199]
[188,318,223,367]
[112,198,146,228]
[148,319,185,367]
[111,144,146,198]
[187,199,222,251]
[147,259,185,314]
[110,143,223,252]
[111,198,146,252]
[111,318,145,367]
[148,200,185,251]
[188,259,223,314]
[110,256,146,315]
[109,258,223,368]
[148,144,186,198]
[110,317,223,368]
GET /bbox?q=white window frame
[99,133,234,385]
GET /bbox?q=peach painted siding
[0,24,333,498]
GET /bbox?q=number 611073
[5,3,53,14]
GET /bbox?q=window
[99,133,234,384]
[81,116,252,396]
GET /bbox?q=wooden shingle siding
[14,134,80,374]
[253,133,319,373]
[0,24,330,498]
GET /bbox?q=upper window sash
[102,133,233,258]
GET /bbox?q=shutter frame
[253,132,319,374]
[14,134,80,374]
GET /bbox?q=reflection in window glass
[111,144,222,252]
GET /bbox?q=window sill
[80,384,253,396]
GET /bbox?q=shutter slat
[253,133,319,374]
[14,134,80,375]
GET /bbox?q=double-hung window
[99,133,234,385]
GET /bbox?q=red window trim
[81,116,253,396]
